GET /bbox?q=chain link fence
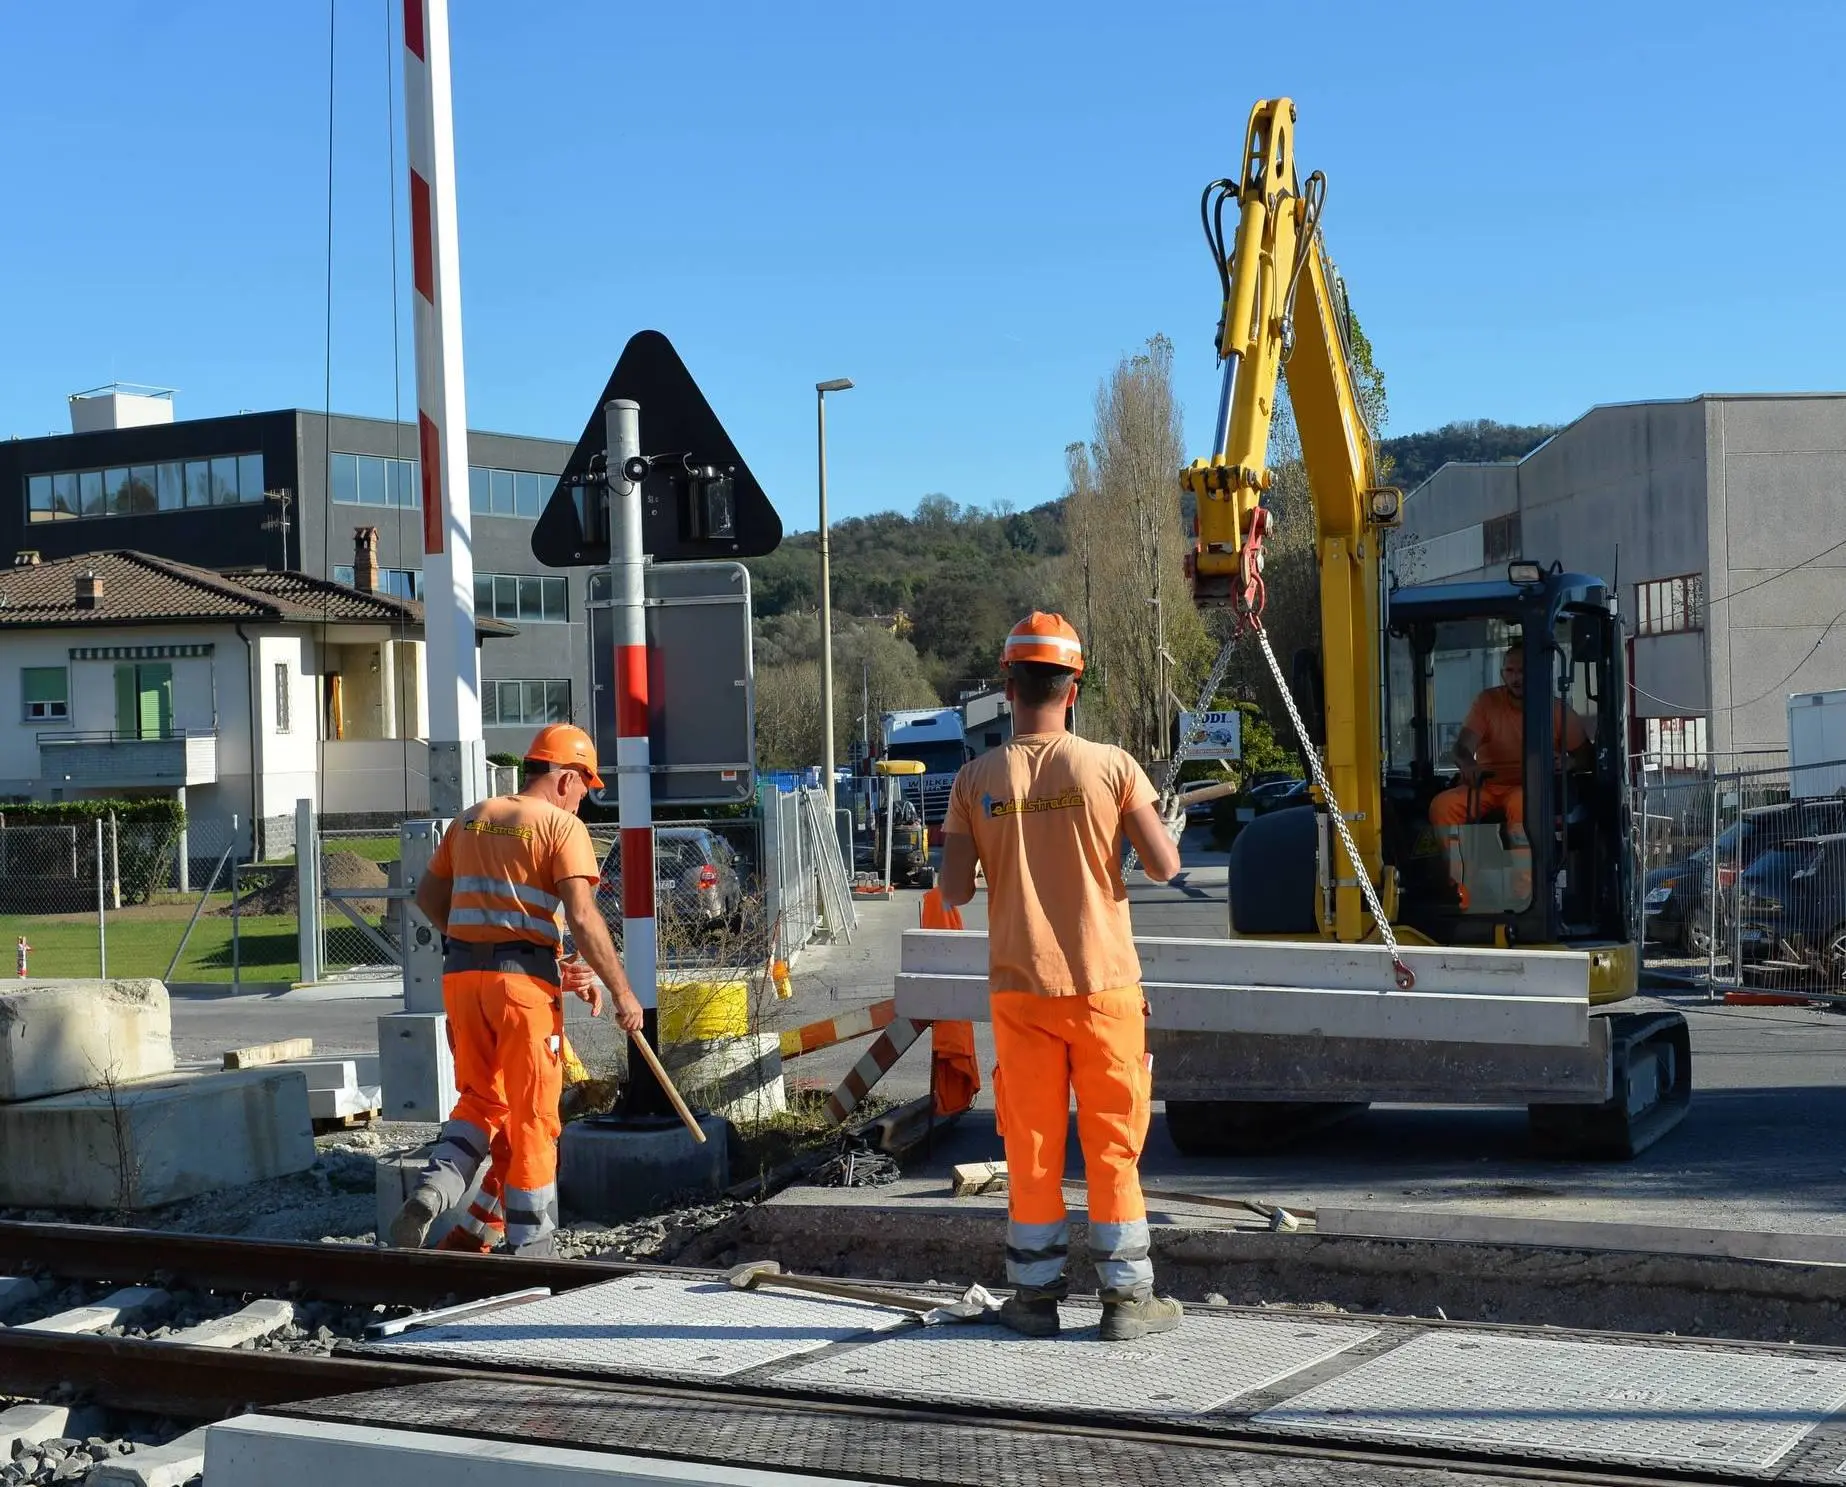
[1637,755,1846,998]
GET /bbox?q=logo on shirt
[462,820,534,842]
[983,788,1085,820]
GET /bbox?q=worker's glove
[1161,799,1188,845]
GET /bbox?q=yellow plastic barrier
[658,976,750,1043]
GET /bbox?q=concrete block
[223,1036,313,1070]
[311,1084,381,1122]
[374,1148,488,1248]
[559,1115,729,1224]
[0,1403,68,1456]
[16,1286,168,1334]
[0,1273,39,1320]
[0,1069,315,1211]
[166,1299,294,1349]
[285,1055,380,1092]
[377,1012,456,1123]
[89,1427,209,1487]
[0,980,173,1102]
[662,1034,786,1126]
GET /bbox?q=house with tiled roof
[0,532,512,856]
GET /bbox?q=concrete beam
[1316,1208,1846,1266]
[0,1069,316,1210]
[0,1403,69,1457]
[16,1285,168,1334]
[204,1415,870,1485]
[896,973,1590,1049]
[898,929,1592,999]
[311,1084,382,1122]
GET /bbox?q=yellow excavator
[1159,98,1690,1159]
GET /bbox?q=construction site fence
[1635,753,1846,998]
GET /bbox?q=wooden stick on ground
[626,1029,707,1144]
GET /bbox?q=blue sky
[4,1,1843,531]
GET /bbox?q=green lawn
[263,835,401,867]
[4,908,301,984]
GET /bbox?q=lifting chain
[1127,630,1244,877]
[1247,615,1414,990]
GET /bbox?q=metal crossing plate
[775,1305,1379,1416]
[357,1276,911,1380]
[1255,1330,1846,1472]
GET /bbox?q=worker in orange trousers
[389,724,644,1258]
[941,613,1185,1341]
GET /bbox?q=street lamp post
[816,378,854,814]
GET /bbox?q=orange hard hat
[525,722,604,789]
[1002,611,1084,675]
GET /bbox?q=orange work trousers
[990,986,1154,1299]
[1429,779,1525,830]
[424,968,564,1252]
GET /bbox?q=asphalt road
[169,830,1846,1234]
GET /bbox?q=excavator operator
[1429,641,1590,902]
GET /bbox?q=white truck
[877,707,968,826]
[1789,688,1846,799]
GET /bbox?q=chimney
[12,550,39,567]
[352,527,379,595]
[75,568,102,609]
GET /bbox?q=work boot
[387,1186,445,1251]
[1099,1289,1183,1341]
[997,1286,1062,1338]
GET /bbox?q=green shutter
[138,664,173,738]
[22,668,65,705]
[115,665,137,737]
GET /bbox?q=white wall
[255,633,318,825]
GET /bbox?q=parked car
[1733,831,1846,987]
[1644,800,1846,954]
[597,827,744,935]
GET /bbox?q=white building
[0,539,510,855]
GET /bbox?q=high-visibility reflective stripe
[1005,633,1082,661]
[1089,1218,1153,1293]
[1005,1218,1069,1288]
[449,906,562,940]
[451,876,561,915]
[503,1182,558,1246]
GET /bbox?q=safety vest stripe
[449,906,563,941]
[451,875,561,915]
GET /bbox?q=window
[328,451,420,509]
[1645,716,1708,769]
[274,662,291,734]
[473,571,566,623]
[332,565,425,601]
[19,451,265,522]
[468,464,552,520]
[22,667,67,722]
[1483,512,1522,565]
[483,679,571,726]
[1637,574,1702,636]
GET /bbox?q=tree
[1060,335,1213,760]
[751,614,938,768]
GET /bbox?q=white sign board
[1178,710,1241,761]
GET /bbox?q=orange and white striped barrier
[779,999,897,1061]
[823,1018,924,1125]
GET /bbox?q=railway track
[5,1220,1846,1487]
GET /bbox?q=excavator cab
[1382,566,1632,962]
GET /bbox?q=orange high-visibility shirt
[429,794,599,948]
[1462,686,1588,784]
[946,732,1157,998]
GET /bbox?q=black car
[1644,799,1846,954]
[1734,831,1846,987]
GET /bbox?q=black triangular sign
[531,329,782,569]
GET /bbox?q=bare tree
[1060,336,1212,758]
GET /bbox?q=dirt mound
[220,851,391,919]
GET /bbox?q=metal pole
[109,811,121,910]
[1706,768,1719,1000]
[884,779,896,892]
[231,862,242,992]
[817,390,836,816]
[608,399,667,1118]
[402,0,485,815]
[95,817,106,979]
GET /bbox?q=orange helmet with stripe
[525,723,604,789]
[1002,611,1084,676]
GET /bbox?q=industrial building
[1390,393,1846,769]
[0,385,586,764]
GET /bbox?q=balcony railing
[38,729,219,788]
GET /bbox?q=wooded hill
[744,417,1556,723]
